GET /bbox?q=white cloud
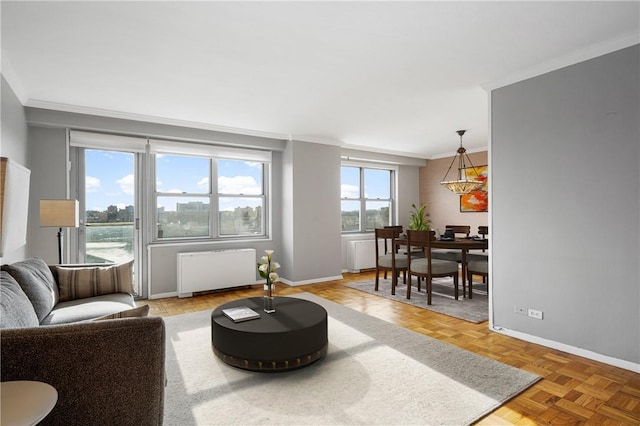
[86,176,101,193]
[197,177,209,191]
[117,174,135,195]
[341,184,359,198]
[219,176,260,194]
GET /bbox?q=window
[341,165,395,232]
[156,154,211,239]
[153,147,268,240]
[217,159,264,236]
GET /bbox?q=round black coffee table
[211,296,328,372]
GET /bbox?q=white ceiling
[2,1,638,159]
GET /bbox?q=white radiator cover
[177,249,256,298]
[347,240,382,272]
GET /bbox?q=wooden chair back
[374,227,407,294]
[477,225,489,253]
[407,229,459,303]
[407,229,436,252]
[445,225,471,237]
[375,227,402,258]
[406,229,434,262]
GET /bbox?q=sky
[85,150,391,214]
[85,150,263,212]
[341,166,390,199]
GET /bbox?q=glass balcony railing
[85,223,134,264]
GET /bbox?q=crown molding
[482,32,640,92]
[23,99,290,141]
[429,145,487,160]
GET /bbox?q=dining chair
[374,228,408,296]
[387,225,423,259]
[406,229,459,305]
[431,225,471,262]
[383,226,408,278]
[466,225,489,294]
[467,258,488,299]
[468,225,489,261]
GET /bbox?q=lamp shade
[40,200,79,227]
[440,179,484,195]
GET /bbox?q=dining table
[396,235,488,296]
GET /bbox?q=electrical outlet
[528,309,543,320]
[514,305,526,315]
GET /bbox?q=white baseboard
[149,291,178,300]
[148,275,344,298]
[281,275,343,287]
[491,325,640,373]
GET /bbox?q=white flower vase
[263,282,275,313]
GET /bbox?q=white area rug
[163,293,539,425]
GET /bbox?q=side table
[1,381,58,426]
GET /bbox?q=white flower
[257,249,282,285]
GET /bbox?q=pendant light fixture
[440,130,484,195]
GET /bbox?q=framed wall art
[460,165,488,212]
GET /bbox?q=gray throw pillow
[1,271,40,328]
[1,258,58,322]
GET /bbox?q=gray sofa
[1,258,166,425]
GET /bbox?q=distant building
[177,201,208,212]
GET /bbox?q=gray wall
[396,164,421,232]
[16,106,422,296]
[282,140,342,283]
[0,75,29,263]
[27,127,68,263]
[491,45,639,366]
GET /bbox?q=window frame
[152,152,269,242]
[215,158,267,238]
[341,162,397,233]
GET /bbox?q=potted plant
[408,203,430,230]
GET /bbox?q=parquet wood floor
[141,271,640,425]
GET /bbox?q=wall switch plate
[528,309,543,320]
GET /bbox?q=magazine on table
[222,306,261,322]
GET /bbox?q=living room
[1,2,638,424]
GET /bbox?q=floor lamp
[40,199,79,264]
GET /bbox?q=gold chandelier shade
[440,179,484,194]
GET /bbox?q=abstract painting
[460,165,488,212]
